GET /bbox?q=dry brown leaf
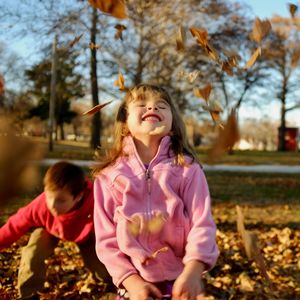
[245,47,261,69]
[89,42,101,50]
[88,0,127,19]
[147,213,167,233]
[208,110,240,162]
[291,47,300,67]
[236,206,273,288]
[143,246,169,265]
[69,34,83,48]
[178,70,199,83]
[210,110,222,124]
[176,26,186,52]
[288,3,298,18]
[0,117,43,206]
[127,215,141,237]
[114,24,127,40]
[190,27,219,61]
[193,83,212,101]
[114,71,126,91]
[251,18,272,43]
[190,27,208,45]
[82,100,113,115]
[238,272,254,292]
[221,61,234,76]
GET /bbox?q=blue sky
[241,0,292,18]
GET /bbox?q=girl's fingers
[148,284,163,298]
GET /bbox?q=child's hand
[123,274,162,300]
[172,260,206,300]
[172,273,205,300]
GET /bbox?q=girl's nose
[147,106,158,111]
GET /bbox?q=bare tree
[263,14,300,151]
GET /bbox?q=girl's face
[126,91,173,140]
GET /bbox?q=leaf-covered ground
[0,203,299,300]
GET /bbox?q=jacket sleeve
[0,195,42,250]
[181,164,219,270]
[93,176,138,287]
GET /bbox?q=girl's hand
[172,273,205,300]
[122,274,162,300]
[172,260,206,300]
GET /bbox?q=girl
[93,84,219,300]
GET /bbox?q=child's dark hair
[43,161,85,197]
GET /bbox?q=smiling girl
[93,84,219,300]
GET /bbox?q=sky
[241,0,292,18]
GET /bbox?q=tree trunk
[278,98,286,151]
[59,123,65,140]
[278,78,287,151]
[90,7,101,149]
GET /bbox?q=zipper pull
[145,169,151,194]
[145,169,151,180]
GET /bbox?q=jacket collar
[122,135,172,171]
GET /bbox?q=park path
[38,159,300,174]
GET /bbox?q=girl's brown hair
[93,84,200,175]
[44,161,85,197]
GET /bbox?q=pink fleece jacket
[94,136,219,287]
[0,180,94,250]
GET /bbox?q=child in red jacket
[0,161,111,299]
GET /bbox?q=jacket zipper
[145,168,151,218]
[145,168,152,251]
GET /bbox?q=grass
[205,171,300,205]
[30,137,300,165]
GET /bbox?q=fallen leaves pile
[0,204,299,299]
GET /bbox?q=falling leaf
[190,27,219,61]
[251,18,272,43]
[147,213,167,233]
[88,0,127,19]
[0,117,43,206]
[114,71,126,91]
[291,47,300,67]
[114,24,127,40]
[194,83,212,101]
[82,100,113,115]
[127,215,141,237]
[143,246,169,265]
[175,26,186,52]
[178,70,200,83]
[89,42,101,50]
[69,34,83,48]
[0,75,4,95]
[236,206,273,288]
[245,47,261,69]
[288,3,298,18]
[208,110,239,162]
[221,61,234,76]
[190,27,208,45]
[149,125,166,136]
[209,100,223,124]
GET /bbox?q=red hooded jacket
[0,179,94,250]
